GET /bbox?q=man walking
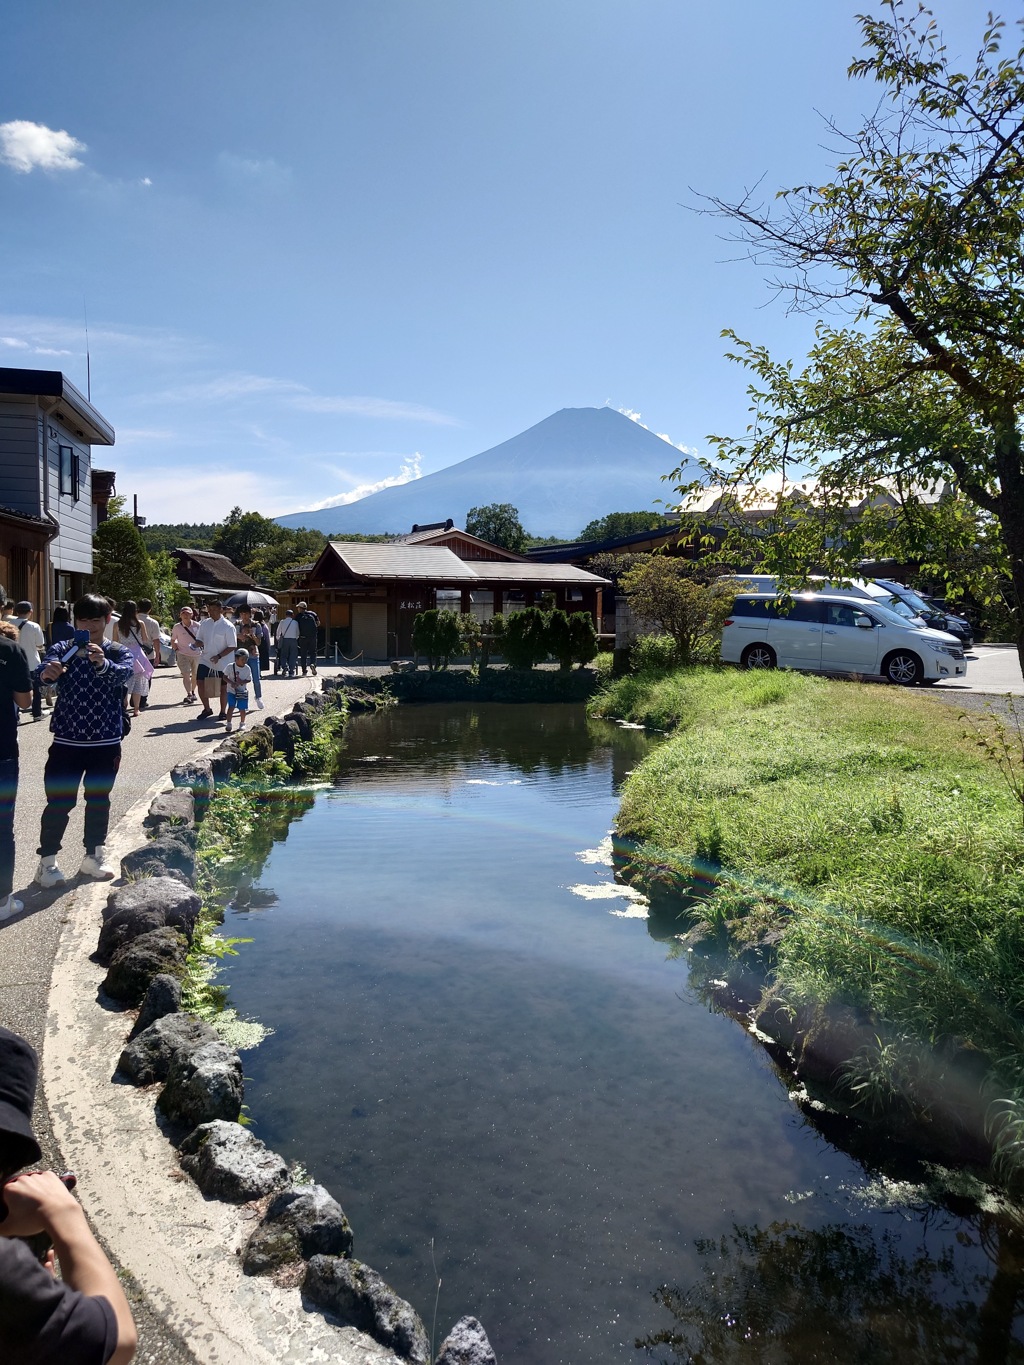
[0,615,31,919]
[274,609,300,678]
[7,603,45,723]
[195,599,236,721]
[34,595,134,887]
[295,601,320,676]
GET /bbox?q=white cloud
[0,120,86,173]
[140,177,152,187]
[305,454,423,511]
[616,405,698,457]
[155,371,459,426]
[1,333,72,358]
[116,467,293,524]
[0,336,29,349]
[218,153,291,191]
[292,394,458,426]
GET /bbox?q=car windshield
[867,601,922,629]
[890,585,933,614]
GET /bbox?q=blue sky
[0,1,985,526]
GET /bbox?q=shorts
[227,691,249,712]
[197,663,222,682]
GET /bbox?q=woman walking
[253,609,271,675]
[170,606,202,704]
[115,601,153,717]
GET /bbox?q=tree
[465,503,527,553]
[149,550,192,619]
[578,511,674,543]
[92,516,153,605]
[672,4,1024,678]
[546,610,573,670]
[212,507,283,569]
[500,607,549,669]
[568,611,599,668]
[247,529,329,589]
[620,558,734,665]
[412,608,461,670]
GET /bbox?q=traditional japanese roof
[391,524,528,561]
[173,549,259,589]
[319,541,608,586]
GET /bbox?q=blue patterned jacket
[36,639,134,746]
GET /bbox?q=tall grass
[595,668,1024,1069]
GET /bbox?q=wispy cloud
[0,120,86,173]
[292,395,458,425]
[218,152,291,192]
[616,405,698,457]
[1,333,72,358]
[305,454,423,511]
[155,370,458,426]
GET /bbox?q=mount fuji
[275,406,701,539]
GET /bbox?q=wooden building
[282,525,610,659]
[172,549,259,600]
[0,367,116,612]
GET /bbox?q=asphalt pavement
[0,661,331,1365]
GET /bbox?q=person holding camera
[33,595,134,888]
[0,1026,137,1363]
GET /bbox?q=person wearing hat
[0,1026,137,1362]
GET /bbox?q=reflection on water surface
[219,703,1024,1364]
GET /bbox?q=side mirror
[856,618,875,630]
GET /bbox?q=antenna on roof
[83,298,91,400]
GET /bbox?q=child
[225,648,253,732]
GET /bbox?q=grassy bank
[594,666,1024,1169]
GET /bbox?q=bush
[568,612,598,668]
[412,609,462,670]
[629,634,679,672]
[501,607,549,669]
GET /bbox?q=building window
[58,446,81,499]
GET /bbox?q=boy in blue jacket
[34,595,134,887]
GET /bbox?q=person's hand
[0,1170,80,1238]
[40,662,63,683]
[87,642,106,668]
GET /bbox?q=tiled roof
[326,542,609,586]
[329,543,477,581]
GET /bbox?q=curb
[42,696,403,1365]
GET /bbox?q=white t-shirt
[196,616,237,674]
[140,614,162,652]
[8,616,45,669]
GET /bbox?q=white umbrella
[221,590,279,609]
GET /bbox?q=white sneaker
[256,699,265,710]
[0,894,23,920]
[35,858,66,889]
[79,848,116,881]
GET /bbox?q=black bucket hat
[0,1027,42,1169]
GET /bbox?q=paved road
[0,662,331,1364]
[940,642,1023,695]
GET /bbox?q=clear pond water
[220,703,1024,1364]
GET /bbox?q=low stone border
[45,682,496,1365]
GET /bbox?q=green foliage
[568,611,598,668]
[673,4,1024,676]
[140,522,218,554]
[92,516,153,603]
[620,557,733,665]
[545,610,573,670]
[212,507,283,568]
[500,606,549,669]
[961,697,1024,828]
[293,699,348,776]
[412,608,462,670]
[600,667,1024,1073]
[149,549,192,619]
[629,633,679,672]
[578,510,673,543]
[465,502,527,553]
[246,528,330,588]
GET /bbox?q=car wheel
[741,642,777,670]
[883,651,923,686]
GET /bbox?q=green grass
[593,667,1024,1068]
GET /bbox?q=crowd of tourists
[0,588,323,1361]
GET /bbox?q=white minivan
[720,592,967,685]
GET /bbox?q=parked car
[871,578,974,651]
[107,612,174,666]
[723,574,927,625]
[721,591,967,685]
